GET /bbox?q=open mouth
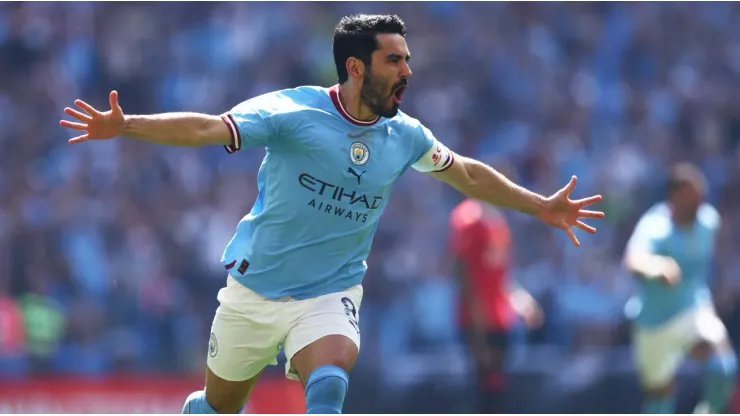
[392,86,407,104]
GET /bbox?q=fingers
[59,120,88,131]
[560,175,577,196]
[579,209,605,219]
[64,107,92,122]
[565,227,580,247]
[574,195,603,207]
[575,220,596,234]
[74,99,99,116]
[662,275,680,287]
[68,134,89,144]
[109,90,122,114]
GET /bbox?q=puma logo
[347,167,365,184]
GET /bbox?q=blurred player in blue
[624,163,736,414]
[60,14,605,415]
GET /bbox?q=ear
[346,57,365,79]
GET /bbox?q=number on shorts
[341,297,360,336]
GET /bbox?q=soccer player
[450,198,543,413]
[60,14,604,415]
[624,163,736,414]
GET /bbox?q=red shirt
[0,296,25,354]
[450,199,515,330]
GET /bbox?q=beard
[359,71,403,119]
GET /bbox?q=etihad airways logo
[298,173,384,223]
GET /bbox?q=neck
[673,216,695,227]
[669,204,695,227]
[338,82,377,122]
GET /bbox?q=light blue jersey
[625,202,721,328]
[218,85,454,300]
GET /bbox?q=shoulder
[391,111,455,172]
[634,202,672,238]
[233,86,328,115]
[283,85,332,104]
[644,202,671,218]
[387,110,425,132]
[698,202,721,229]
[387,111,436,151]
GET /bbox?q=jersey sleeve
[220,93,281,154]
[699,203,722,232]
[625,212,664,254]
[410,123,455,173]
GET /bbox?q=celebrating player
[624,163,736,414]
[450,198,543,413]
[60,14,604,415]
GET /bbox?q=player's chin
[377,102,400,119]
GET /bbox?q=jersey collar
[328,84,380,126]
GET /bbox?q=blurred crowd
[2,1,740,408]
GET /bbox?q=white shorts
[633,305,727,388]
[207,276,363,382]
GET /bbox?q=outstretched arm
[429,153,604,246]
[60,90,232,147]
[431,155,547,215]
[121,113,231,147]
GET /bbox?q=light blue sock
[182,390,244,414]
[642,395,676,414]
[183,390,218,414]
[304,365,349,414]
[703,352,737,413]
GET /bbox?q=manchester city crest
[350,142,369,165]
[208,332,218,358]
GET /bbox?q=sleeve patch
[412,140,454,173]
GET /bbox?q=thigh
[207,277,287,382]
[484,330,510,370]
[634,323,683,390]
[207,305,281,383]
[284,285,363,383]
[204,366,262,414]
[687,307,732,359]
[464,328,509,371]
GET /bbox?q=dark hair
[332,14,407,84]
[667,162,706,196]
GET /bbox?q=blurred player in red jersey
[450,197,543,414]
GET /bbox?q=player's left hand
[519,299,544,329]
[538,176,604,247]
[511,289,544,329]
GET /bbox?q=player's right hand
[60,91,125,144]
[657,257,681,287]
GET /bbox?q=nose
[401,61,412,78]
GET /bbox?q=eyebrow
[386,53,410,62]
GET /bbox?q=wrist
[121,114,135,136]
[529,194,548,217]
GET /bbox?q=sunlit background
[2,1,740,413]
